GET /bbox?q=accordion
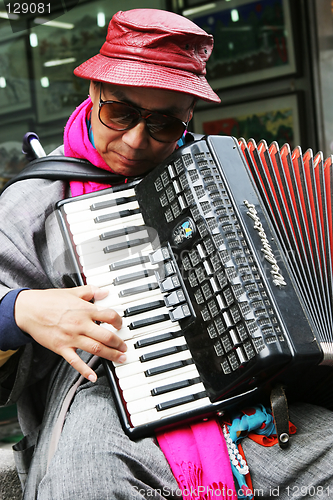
[56,135,332,438]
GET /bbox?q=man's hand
[14,286,126,382]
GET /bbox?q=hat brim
[74,54,220,104]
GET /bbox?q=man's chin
[106,158,157,178]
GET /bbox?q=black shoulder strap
[1,156,127,194]
[1,132,201,194]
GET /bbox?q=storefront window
[0,0,167,185]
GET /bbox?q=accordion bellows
[239,137,333,361]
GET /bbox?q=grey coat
[0,147,89,485]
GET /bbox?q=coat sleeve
[0,176,69,406]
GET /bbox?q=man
[1,8,333,500]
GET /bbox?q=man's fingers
[62,349,98,383]
[67,284,109,303]
[85,322,127,354]
[93,307,123,330]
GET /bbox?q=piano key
[94,207,141,224]
[72,216,145,245]
[103,235,150,253]
[130,395,211,427]
[156,389,207,411]
[117,282,162,301]
[96,275,161,306]
[145,357,194,377]
[151,375,201,396]
[63,188,137,214]
[95,282,162,309]
[101,304,178,340]
[68,210,144,235]
[118,361,198,391]
[122,367,200,402]
[113,336,188,365]
[127,383,206,414]
[115,351,193,378]
[123,299,165,317]
[80,242,154,270]
[133,330,183,348]
[113,269,155,286]
[65,199,140,225]
[140,344,188,362]
[75,227,148,257]
[84,249,153,282]
[90,194,137,211]
[110,254,150,272]
[128,312,170,330]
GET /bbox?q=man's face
[89,82,194,177]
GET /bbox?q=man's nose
[121,119,150,149]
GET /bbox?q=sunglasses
[98,85,189,143]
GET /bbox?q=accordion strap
[270,384,290,449]
[1,155,128,194]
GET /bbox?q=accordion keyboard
[56,135,320,437]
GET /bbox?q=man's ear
[187,98,197,123]
[89,80,99,101]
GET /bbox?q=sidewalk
[0,406,22,500]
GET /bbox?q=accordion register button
[155,262,175,281]
[160,275,181,292]
[164,290,186,307]
[169,304,191,322]
[150,247,170,264]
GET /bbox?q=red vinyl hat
[74,9,220,103]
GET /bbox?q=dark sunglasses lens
[99,101,186,142]
[99,102,139,130]
[147,115,186,142]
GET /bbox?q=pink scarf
[64,97,114,196]
[157,419,237,500]
[63,100,238,500]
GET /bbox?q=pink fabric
[157,418,237,500]
[64,97,113,196]
[64,101,237,500]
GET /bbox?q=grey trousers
[24,357,333,500]
[243,402,333,499]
